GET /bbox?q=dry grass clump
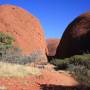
[0,62,41,77]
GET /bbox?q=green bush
[0,32,15,57]
[50,54,90,87]
[0,32,14,46]
[67,54,90,87]
[50,58,69,70]
[69,54,90,69]
[50,54,90,69]
[72,66,90,87]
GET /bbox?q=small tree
[0,32,15,57]
[0,32,14,47]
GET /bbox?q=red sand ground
[0,70,78,90]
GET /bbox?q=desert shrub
[0,32,14,46]
[65,54,90,87]
[0,32,30,64]
[0,46,38,64]
[0,32,14,56]
[29,50,47,62]
[50,58,69,70]
[50,54,90,70]
[0,32,47,65]
[0,46,47,65]
[50,54,90,87]
[69,54,90,69]
[71,65,90,87]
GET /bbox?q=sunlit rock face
[46,38,60,56]
[56,12,90,58]
[0,5,47,63]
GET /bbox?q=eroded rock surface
[0,5,47,63]
[46,38,59,56]
[56,12,90,58]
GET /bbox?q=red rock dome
[0,5,48,63]
[46,38,60,56]
[0,5,47,55]
[56,12,90,58]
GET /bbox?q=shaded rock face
[46,39,60,56]
[0,5,47,63]
[56,12,90,58]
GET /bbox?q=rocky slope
[56,12,90,58]
[0,5,47,63]
[46,38,59,56]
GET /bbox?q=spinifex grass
[0,62,41,77]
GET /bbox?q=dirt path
[0,69,78,90]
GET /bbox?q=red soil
[0,70,78,90]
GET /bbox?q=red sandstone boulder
[56,12,90,58]
[46,38,59,56]
[0,5,47,63]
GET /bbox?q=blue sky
[0,0,90,39]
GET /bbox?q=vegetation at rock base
[0,32,46,65]
[0,32,42,77]
[50,54,90,87]
[0,32,90,90]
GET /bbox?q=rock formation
[46,38,59,56]
[56,12,90,58]
[0,5,47,63]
